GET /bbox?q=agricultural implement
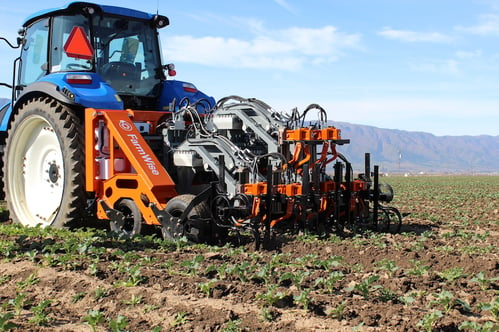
[0,2,401,247]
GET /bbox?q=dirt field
[0,176,498,331]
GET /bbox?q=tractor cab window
[51,15,92,72]
[93,16,162,97]
[19,18,49,86]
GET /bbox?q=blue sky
[0,0,498,136]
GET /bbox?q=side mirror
[0,36,21,49]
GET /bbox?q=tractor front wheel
[2,97,85,228]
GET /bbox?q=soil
[0,176,498,331]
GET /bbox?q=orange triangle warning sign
[64,26,94,60]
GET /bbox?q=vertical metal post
[218,155,226,192]
[345,161,352,226]
[365,153,371,181]
[373,165,379,228]
[334,162,343,225]
[264,160,273,245]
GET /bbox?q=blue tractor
[0,2,214,230]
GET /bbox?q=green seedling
[8,292,30,317]
[171,311,189,327]
[88,261,99,276]
[375,259,399,277]
[478,297,499,321]
[314,271,344,293]
[293,288,312,310]
[0,312,19,331]
[251,262,273,285]
[256,285,288,308]
[199,279,218,297]
[346,275,381,299]
[84,309,105,332]
[430,290,471,313]
[0,275,11,283]
[459,321,499,332]
[399,293,417,306]
[72,292,86,303]
[378,287,398,303]
[29,299,52,326]
[222,318,242,332]
[180,254,205,276]
[0,240,17,259]
[416,310,443,332]
[278,270,309,290]
[108,315,128,332]
[94,286,109,300]
[260,307,276,322]
[407,259,430,276]
[470,271,499,291]
[24,249,38,263]
[143,305,160,313]
[293,254,319,267]
[317,255,343,270]
[232,261,254,282]
[115,265,147,287]
[327,301,347,321]
[16,272,39,290]
[437,267,467,285]
[430,290,454,313]
[122,294,142,306]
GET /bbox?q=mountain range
[1,98,496,174]
[330,121,499,174]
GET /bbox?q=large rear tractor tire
[2,97,85,228]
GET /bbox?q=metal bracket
[100,200,125,230]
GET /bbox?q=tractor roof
[23,2,157,27]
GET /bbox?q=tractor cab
[13,2,213,111]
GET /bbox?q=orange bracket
[313,141,329,169]
[283,142,303,170]
[324,143,339,167]
[295,144,311,170]
[270,198,295,227]
[85,108,177,225]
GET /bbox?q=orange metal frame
[85,108,177,225]
[284,127,342,141]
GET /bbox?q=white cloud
[455,50,482,59]
[378,27,453,43]
[409,59,460,75]
[273,0,296,14]
[164,25,361,70]
[455,14,499,35]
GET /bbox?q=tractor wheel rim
[9,115,64,226]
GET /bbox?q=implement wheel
[163,194,211,242]
[376,205,402,233]
[110,198,142,237]
[2,97,85,228]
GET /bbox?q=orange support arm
[85,108,177,225]
[270,198,295,227]
[295,144,311,170]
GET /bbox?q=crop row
[0,222,497,331]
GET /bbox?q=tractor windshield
[51,13,163,98]
[93,16,162,97]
